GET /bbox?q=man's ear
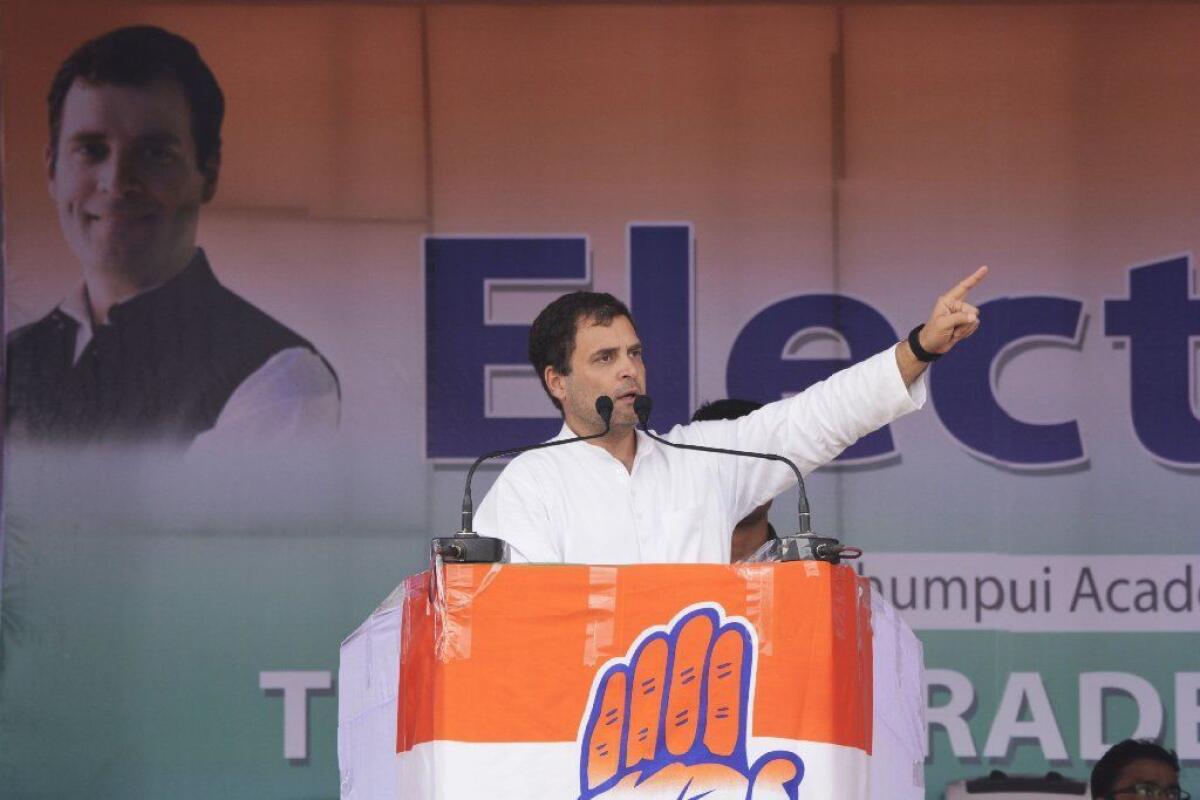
[200,153,220,203]
[45,142,57,190]
[544,365,568,403]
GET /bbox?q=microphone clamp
[775,534,862,565]
[430,535,510,564]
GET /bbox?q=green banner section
[0,528,424,799]
[921,630,1200,795]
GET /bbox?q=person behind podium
[474,267,986,564]
[5,25,339,450]
[690,399,779,562]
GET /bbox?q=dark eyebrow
[66,131,106,145]
[591,346,619,360]
[136,131,183,146]
[65,130,182,147]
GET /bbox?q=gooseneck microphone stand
[431,396,615,563]
[633,394,861,564]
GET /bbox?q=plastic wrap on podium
[339,561,926,799]
[870,586,927,800]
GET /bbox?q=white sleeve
[676,344,925,519]
[189,347,340,453]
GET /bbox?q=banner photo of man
[7,26,339,450]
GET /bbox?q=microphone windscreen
[633,394,653,427]
[594,395,614,423]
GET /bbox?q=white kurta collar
[550,420,663,474]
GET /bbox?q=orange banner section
[399,562,872,752]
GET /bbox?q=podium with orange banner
[338,561,925,799]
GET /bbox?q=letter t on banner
[1105,257,1200,468]
[260,670,333,760]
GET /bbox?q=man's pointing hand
[896,265,988,385]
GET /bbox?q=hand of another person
[578,607,803,799]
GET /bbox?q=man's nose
[98,151,144,195]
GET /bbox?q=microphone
[634,394,861,564]
[432,396,614,563]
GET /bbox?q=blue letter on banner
[1105,256,1200,467]
[726,294,898,463]
[425,237,587,459]
[426,227,693,459]
[931,296,1084,468]
[629,224,693,432]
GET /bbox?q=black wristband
[907,324,942,362]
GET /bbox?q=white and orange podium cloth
[338,562,924,799]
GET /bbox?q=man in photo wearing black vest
[5,26,339,449]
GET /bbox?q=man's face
[47,76,217,286]
[547,314,645,434]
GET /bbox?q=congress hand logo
[578,605,804,799]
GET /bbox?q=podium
[338,561,925,799]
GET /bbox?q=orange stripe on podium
[398,562,872,753]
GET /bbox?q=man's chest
[545,456,734,564]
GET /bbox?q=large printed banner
[2,2,1198,798]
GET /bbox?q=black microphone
[634,395,861,564]
[433,395,614,563]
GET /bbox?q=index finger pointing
[946,265,989,301]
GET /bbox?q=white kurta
[473,346,925,564]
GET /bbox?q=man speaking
[474,268,986,563]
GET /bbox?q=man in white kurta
[475,347,918,563]
[474,268,987,564]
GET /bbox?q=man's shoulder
[504,439,565,471]
[201,282,315,352]
[6,309,75,357]
[160,251,311,354]
[197,280,340,397]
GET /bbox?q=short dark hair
[691,398,763,423]
[529,291,635,411]
[47,25,224,171]
[1091,739,1180,798]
